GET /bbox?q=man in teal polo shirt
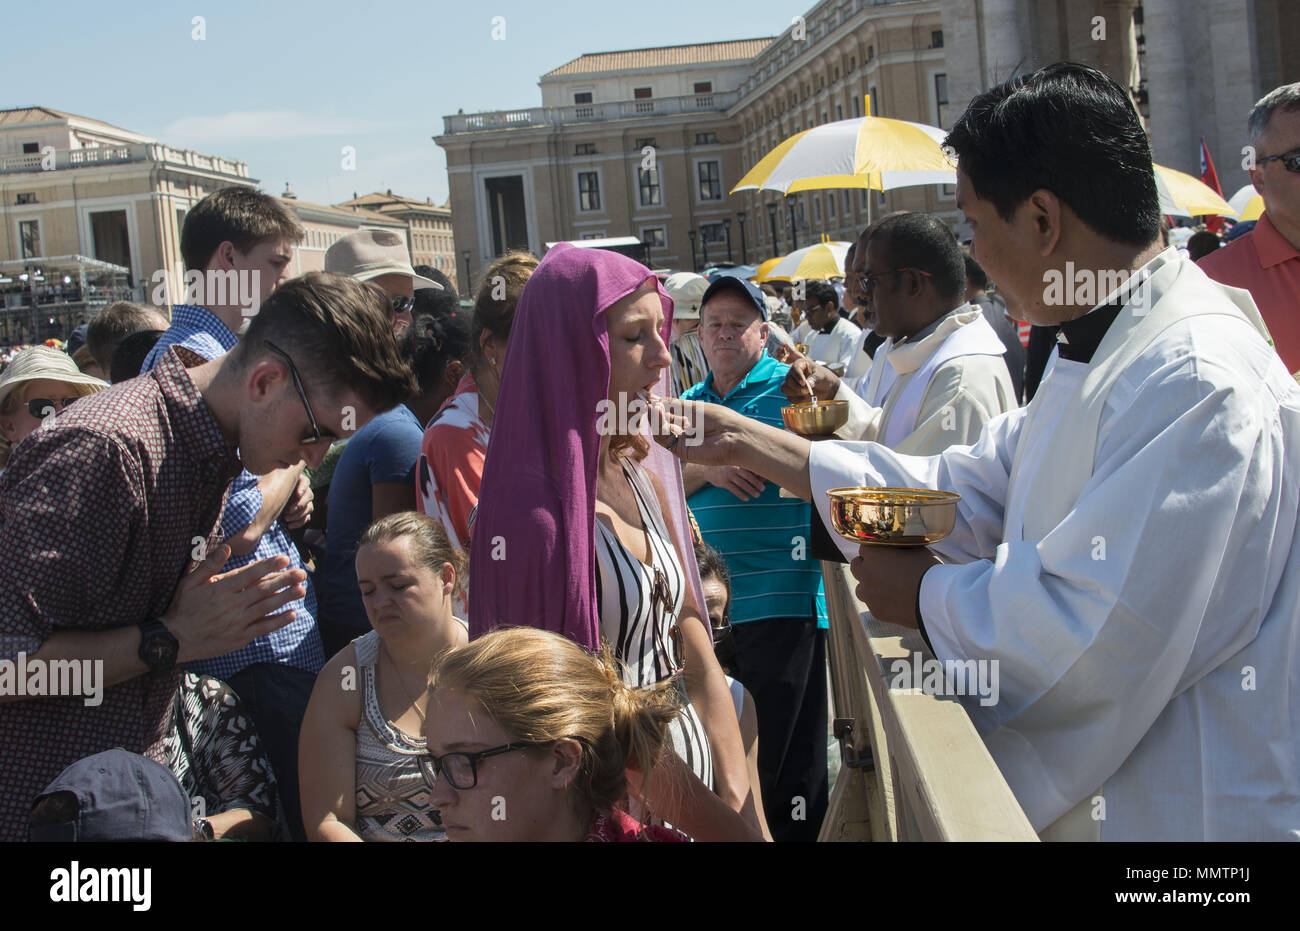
[680,275,828,841]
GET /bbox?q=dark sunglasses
[263,340,326,446]
[424,741,551,790]
[1258,149,1300,172]
[856,267,933,297]
[391,295,415,317]
[650,568,685,673]
[27,397,79,419]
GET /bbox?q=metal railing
[443,90,742,134]
[819,562,1038,841]
[0,143,248,177]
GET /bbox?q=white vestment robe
[806,316,861,369]
[808,249,1300,840]
[834,305,1017,455]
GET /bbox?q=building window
[931,30,944,49]
[849,55,856,71]
[836,104,843,121]
[19,219,41,259]
[867,44,874,61]
[697,160,722,201]
[22,142,38,154]
[694,81,713,94]
[935,73,950,128]
[695,132,718,145]
[869,86,879,117]
[843,191,850,215]
[638,167,661,206]
[641,226,666,248]
[859,189,868,209]
[578,171,601,211]
[15,192,36,205]
[635,137,657,150]
[853,96,861,118]
[828,193,836,218]
[634,87,654,112]
[813,198,822,223]
[575,143,596,155]
[574,92,592,104]
[580,231,606,240]
[700,222,726,245]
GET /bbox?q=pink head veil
[467,243,707,651]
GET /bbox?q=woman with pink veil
[469,244,758,830]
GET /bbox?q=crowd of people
[1,62,1298,843]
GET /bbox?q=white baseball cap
[325,228,442,290]
[663,272,710,321]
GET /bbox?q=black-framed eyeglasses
[426,741,551,790]
[263,340,326,445]
[856,267,933,297]
[1258,149,1300,173]
[27,397,78,419]
[650,568,685,673]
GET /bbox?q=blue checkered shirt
[141,305,238,374]
[142,305,324,678]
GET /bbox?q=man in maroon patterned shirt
[0,272,417,840]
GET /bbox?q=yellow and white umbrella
[732,116,955,195]
[1153,164,1236,218]
[757,240,852,282]
[753,256,783,282]
[1228,183,1265,221]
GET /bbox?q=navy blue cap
[700,275,768,321]
[29,748,192,842]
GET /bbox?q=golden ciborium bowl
[782,400,848,436]
[826,487,960,547]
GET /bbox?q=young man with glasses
[141,190,324,838]
[1200,82,1300,374]
[0,272,416,842]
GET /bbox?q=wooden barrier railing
[818,562,1039,841]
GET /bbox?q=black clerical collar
[819,315,839,335]
[1056,300,1123,363]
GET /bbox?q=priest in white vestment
[785,213,1016,455]
[650,63,1300,841]
[798,280,861,370]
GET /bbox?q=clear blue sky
[6,0,803,207]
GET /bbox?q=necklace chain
[381,642,427,724]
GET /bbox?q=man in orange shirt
[1199,83,1300,374]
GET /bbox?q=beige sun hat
[0,346,108,410]
[324,228,442,290]
[663,272,710,321]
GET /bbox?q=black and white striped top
[595,458,713,789]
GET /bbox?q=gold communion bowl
[782,400,849,436]
[826,486,961,547]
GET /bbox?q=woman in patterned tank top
[298,512,467,841]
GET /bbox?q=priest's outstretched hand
[851,544,942,629]
[648,395,747,467]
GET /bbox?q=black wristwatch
[137,619,179,673]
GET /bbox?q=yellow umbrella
[1228,184,1265,221]
[758,240,853,282]
[732,116,955,195]
[1153,164,1236,217]
[753,256,783,282]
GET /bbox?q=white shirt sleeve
[917,352,1298,830]
[808,407,1024,563]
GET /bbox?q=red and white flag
[1200,137,1225,233]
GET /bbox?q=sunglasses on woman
[649,568,685,673]
[27,397,79,419]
